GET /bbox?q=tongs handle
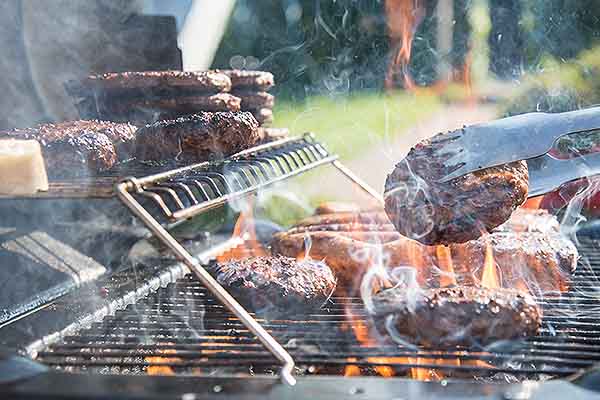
[440,106,600,182]
[528,151,600,197]
[541,106,600,139]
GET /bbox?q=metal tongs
[438,106,600,196]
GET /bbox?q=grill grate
[34,237,600,380]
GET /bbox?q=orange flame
[384,0,424,90]
[216,197,267,262]
[343,304,408,377]
[435,245,456,287]
[344,360,362,377]
[480,237,500,289]
[146,347,178,376]
[345,300,461,380]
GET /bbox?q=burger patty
[271,228,416,294]
[134,111,260,162]
[103,93,242,113]
[210,256,336,315]
[384,131,529,245]
[271,211,429,293]
[272,208,577,294]
[216,70,275,91]
[450,231,578,293]
[70,70,232,93]
[370,286,541,348]
[0,120,137,175]
[42,132,117,176]
[232,91,275,109]
[90,93,243,124]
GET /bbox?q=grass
[502,47,600,115]
[272,91,441,161]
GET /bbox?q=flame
[344,359,362,376]
[463,51,473,100]
[345,232,502,380]
[480,237,500,289]
[384,0,424,90]
[146,347,178,376]
[384,0,450,94]
[345,302,459,380]
[435,245,456,287]
[216,197,267,262]
[412,358,453,381]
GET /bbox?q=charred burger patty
[134,111,259,162]
[210,256,336,315]
[370,286,541,348]
[0,120,137,175]
[384,131,529,245]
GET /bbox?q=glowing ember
[146,347,178,376]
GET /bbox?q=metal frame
[115,133,382,385]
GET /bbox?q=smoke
[383,159,437,241]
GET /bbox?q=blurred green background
[211,0,600,161]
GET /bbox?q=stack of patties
[66,70,278,127]
[217,70,276,126]
[65,70,238,125]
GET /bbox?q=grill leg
[331,160,385,205]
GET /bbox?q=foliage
[273,91,441,161]
[503,47,600,116]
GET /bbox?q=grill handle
[116,179,297,386]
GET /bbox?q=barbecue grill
[1,131,600,399]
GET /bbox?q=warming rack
[115,133,383,385]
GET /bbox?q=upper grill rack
[123,134,336,223]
